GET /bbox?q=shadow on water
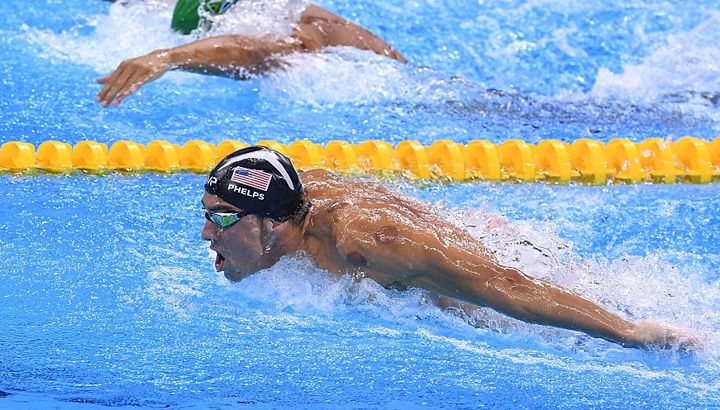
[660,90,720,107]
[399,80,720,141]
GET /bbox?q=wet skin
[202,169,700,351]
[97,3,406,107]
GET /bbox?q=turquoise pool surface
[1,0,720,408]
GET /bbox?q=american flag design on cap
[231,167,272,192]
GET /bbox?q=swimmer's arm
[332,23,407,63]
[346,221,686,349]
[96,35,299,107]
[294,4,407,63]
[420,247,698,349]
[418,253,640,346]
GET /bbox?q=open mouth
[215,252,226,272]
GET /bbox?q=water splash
[22,1,180,73]
[146,265,205,320]
[463,206,720,355]
[20,0,307,73]
[198,0,308,39]
[262,47,460,106]
[591,12,720,104]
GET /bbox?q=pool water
[1,0,720,408]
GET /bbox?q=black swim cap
[204,146,304,221]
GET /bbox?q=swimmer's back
[301,169,431,219]
[300,169,484,254]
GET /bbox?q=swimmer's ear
[259,218,286,236]
[259,218,288,249]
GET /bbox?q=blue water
[1,0,720,408]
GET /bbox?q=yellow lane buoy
[394,140,430,179]
[108,141,145,171]
[429,140,465,181]
[256,140,288,155]
[569,139,609,185]
[288,140,324,170]
[216,140,249,162]
[0,141,35,170]
[36,141,73,172]
[500,139,535,181]
[709,137,720,176]
[536,140,571,183]
[180,140,217,172]
[356,140,393,171]
[673,137,713,183]
[464,140,501,180]
[606,139,644,183]
[325,140,357,172]
[2,137,719,184]
[72,141,108,171]
[145,140,180,172]
[638,138,678,183]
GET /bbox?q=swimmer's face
[201,192,270,281]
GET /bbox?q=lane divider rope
[1,137,719,184]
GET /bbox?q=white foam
[262,47,459,105]
[146,265,206,320]
[23,1,182,73]
[590,12,720,101]
[21,0,307,74]
[462,206,720,355]
[198,0,308,39]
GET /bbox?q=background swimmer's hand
[627,321,703,352]
[96,50,171,107]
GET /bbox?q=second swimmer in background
[97,0,406,107]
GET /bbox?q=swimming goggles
[206,0,239,15]
[204,209,251,229]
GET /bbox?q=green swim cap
[171,0,240,35]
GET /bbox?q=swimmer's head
[172,0,240,35]
[204,146,308,223]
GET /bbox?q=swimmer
[96,1,406,107]
[201,146,700,351]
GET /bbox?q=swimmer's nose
[201,219,219,241]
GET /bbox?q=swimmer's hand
[96,50,171,107]
[626,321,703,352]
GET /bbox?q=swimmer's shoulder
[292,4,338,51]
[301,169,350,214]
[300,168,343,186]
[299,4,343,24]
[294,4,363,47]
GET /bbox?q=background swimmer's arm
[96,35,299,107]
[294,4,407,63]
[343,219,692,349]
